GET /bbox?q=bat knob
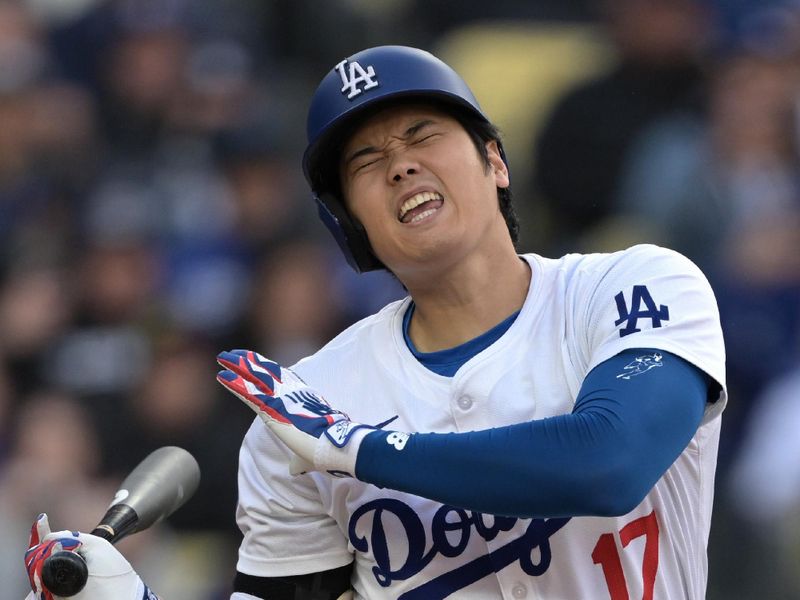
[42,550,89,597]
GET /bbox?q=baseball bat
[40,446,201,597]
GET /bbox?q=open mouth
[398,191,444,224]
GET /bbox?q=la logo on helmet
[335,58,379,99]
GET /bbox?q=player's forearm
[359,413,649,518]
[356,348,709,518]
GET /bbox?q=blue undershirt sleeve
[355,348,710,518]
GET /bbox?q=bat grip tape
[92,503,139,542]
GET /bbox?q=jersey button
[457,396,473,410]
[511,583,528,599]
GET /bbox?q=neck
[404,248,531,352]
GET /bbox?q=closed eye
[411,133,440,145]
[353,156,384,172]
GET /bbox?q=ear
[485,139,510,189]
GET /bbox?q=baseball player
[25,46,726,600]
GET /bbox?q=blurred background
[0,0,798,598]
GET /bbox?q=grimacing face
[339,104,510,279]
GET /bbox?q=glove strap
[315,426,374,476]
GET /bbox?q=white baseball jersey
[235,244,726,600]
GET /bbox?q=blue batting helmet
[302,45,493,273]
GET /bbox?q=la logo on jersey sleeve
[614,285,670,338]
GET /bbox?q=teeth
[399,191,442,221]
[410,208,437,223]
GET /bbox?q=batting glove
[216,349,380,477]
[25,513,158,600]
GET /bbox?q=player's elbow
[592,482,650,517]
[583,455,655,517]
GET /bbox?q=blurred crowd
[0,0,798,598]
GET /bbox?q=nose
[392,167,417,182]
[388,152,420,183]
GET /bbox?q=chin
[392,244,470,277]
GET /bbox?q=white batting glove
[217,350,384,476]
[24,513,158,600]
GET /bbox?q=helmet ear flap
[315,193,384,273]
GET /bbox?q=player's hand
[216,349,376,476]
[24,513,158,600]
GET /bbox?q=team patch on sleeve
[616,352,664,379]
[613,285,670,337]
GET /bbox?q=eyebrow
[344,119,436,168]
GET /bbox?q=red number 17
[591,510,659,600]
